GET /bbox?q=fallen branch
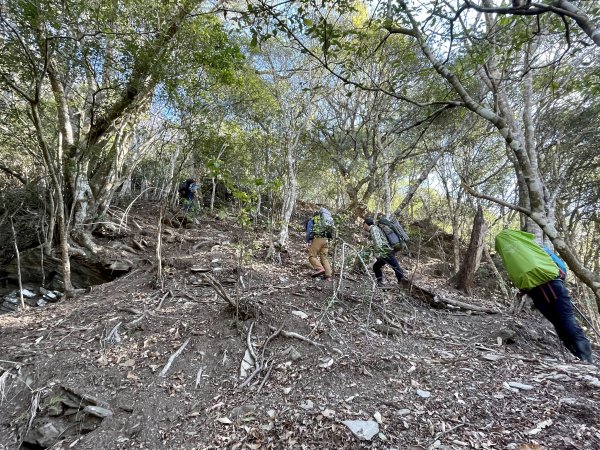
[261,325,283,361]
[239,365,262,388]
[247,321,257,361]
[256,361,274,394]
[103,322,122,345]
[159,338,191,377]
[195,367,206,388]
[438,296,499,314]
[124,313,147,330]
[204,274,237,309]
[269,325,324,348]
[156,290,173,310]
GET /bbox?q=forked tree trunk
[454,205,487,295]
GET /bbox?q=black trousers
[373,254,404,284]
[528,279,593,363]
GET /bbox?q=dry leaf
[216,417,232,424]
[374,411,383,424]
[120,359,135,367]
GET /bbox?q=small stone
[300,400,314,410]
[281,346,301,361]
[342,420,379,441]
[507,382,534,391]
[416,389,431,398]
[45,291,58,300]
[37,299,47,307]
[397,409,411,416]
[482,352,505,362]
[82,405,113,418]
[25,422,65,447]
[292,310,308,320]
[21,289,36,298]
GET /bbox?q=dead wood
[159,338,191,377]
[268,325,324,348]
[399,279,499,314]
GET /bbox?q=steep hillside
[1,205,598,450]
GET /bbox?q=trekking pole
[573,303,600,340]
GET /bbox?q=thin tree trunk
[454,205,487,295]
[394,152,442,216]
[10,216,25,310]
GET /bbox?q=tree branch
[0,162,28,184]
[460,179,530,215]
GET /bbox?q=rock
[21,289,36,298]
[416,389,431,398]
[281,346,302,361]
[342,420,379,441]
[507,382,534,391]
[482,352,505,362]
[36,298,47,307]
[82,405,113,418]
[300,400,314,410]
[292,310,308,320]
[44,291,58,301]
[5,296,18,304]
[25,422,67,448]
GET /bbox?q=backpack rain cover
[494,230,559,290]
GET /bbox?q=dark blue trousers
[528,279,593,363]
[373,254,404,284]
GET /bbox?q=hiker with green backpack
[495,230,593,363]
[363,217,405,287]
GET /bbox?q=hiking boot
[311,268,326,278]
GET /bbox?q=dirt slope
[1,205,599,450]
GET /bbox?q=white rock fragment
[416,389,431,398]
[528,419,553,435]
[507,382,534,391]
[482,352,505,361]
[300,400,314,410]
[21,289,36,298]
[342,420,379,441]
[82,405,113,418]
[292,310,308,320]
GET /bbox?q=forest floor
[1,204,599,450]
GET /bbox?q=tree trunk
[455,205,487,295]
[277,144,298,250]
[394,152,442,216]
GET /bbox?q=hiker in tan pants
[305,210,334,281]
[307,237,332,280]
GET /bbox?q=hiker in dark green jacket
[363,218,404,286]
[495,230,593,363]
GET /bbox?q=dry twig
[159,338,191,377]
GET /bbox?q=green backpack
[494,230,558,290]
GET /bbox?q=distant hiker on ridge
[495,230,593,363]
[363,217,405,287]
[178,178,198,211]
[305,208,335,281]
